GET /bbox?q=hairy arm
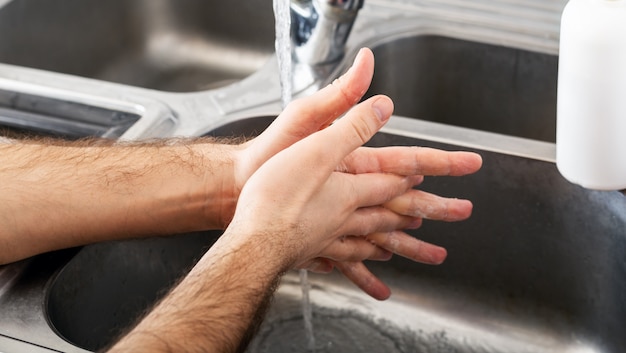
[107,226,287,353]
[0,138,239,264]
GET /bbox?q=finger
[384,189,474,221]
[246,48,375,158]
[366,231,447,265]
[281,47,375,128]
[340,146,483,176]
[312,95,393,169]
[286,95,393,181]
[339,173,422,209]
[339,206,422,237]
[317,236,392,262]
[335,261,391,300]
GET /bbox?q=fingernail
[372,96,393,122]
[431,247,447,265]
[379,249,393,261]
[408,175,424,186]
[355,47,366,63]
[408,218,423,229]
[346,48,366,75]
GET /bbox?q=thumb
[246,48,376,167]
[316,95,394,167]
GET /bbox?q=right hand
[228,48,482,299]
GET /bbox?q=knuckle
[407,194,425,217]
[331,76,363,106]
[441,200,451,221]
[349,118,375,146]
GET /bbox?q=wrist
[169,141,242,231]
[88,140,241,236]
[222,217,300,273]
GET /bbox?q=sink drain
[246,307,411,353]
[249,315,402,352]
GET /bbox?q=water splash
[273,0,292,109]
[273,0,316,351]
[299,269,316,352]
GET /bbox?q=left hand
[297,146,481,300]
[228,48,482,299]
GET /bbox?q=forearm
[0,139,239,264]
[108,227,289,353]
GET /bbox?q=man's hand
[228,51,481,296]
[228,48,482,299]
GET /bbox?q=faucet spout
[291,0,364,66]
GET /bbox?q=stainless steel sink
[0,0,275,92]
[2,1,624,352]
[44,114,626,353]
[46,232,222,351]
[207,117,626,353]
[364,35,559,143]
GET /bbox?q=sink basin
[46,114,626,352]
[0,0,609,350]
[46,232,222,351]
[0,0,275,92]
[364,35,559,143]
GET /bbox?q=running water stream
[273,0,293,108]
[273,0,317,351]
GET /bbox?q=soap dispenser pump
[556,0,626,190]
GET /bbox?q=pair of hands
[223,48,482,300]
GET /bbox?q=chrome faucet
[291,0,364,66]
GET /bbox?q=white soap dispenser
[556,0,626,190]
